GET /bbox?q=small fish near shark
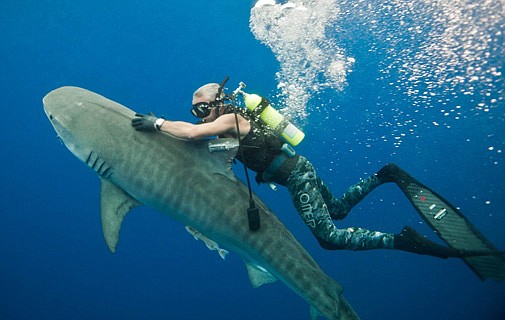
[43,86,359,320]
[185,225,229,260]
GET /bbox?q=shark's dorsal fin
[203,138,239,180]
[100,178,141,253]
[158,137,238,182]
[244,260,278,288]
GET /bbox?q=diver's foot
[376,163,413,184]
[394,226,468,259]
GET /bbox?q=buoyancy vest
[235,120,299,186]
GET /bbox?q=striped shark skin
[43,86,359,320]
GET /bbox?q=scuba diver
[131,79,505,270]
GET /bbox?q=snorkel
[212,76,230,118]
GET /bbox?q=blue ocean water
[1,0,504,319]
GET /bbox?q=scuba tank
[233,82,305,147]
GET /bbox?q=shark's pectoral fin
[100,178,141,253]
[310,306,323,320]
[244,260,278,288]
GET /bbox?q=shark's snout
[43,86,80,119]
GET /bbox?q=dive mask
[191,77,231,118]
[191,102,213,118]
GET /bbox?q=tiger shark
[43,86,360,320]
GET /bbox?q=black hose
[231,96,260,231]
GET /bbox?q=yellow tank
[241,92,305,146]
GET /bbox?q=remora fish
[185,225,229,260]
[43,86,359,320]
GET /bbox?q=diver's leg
[321,162,421,220]
[319,174,383,220]
[286,157,394,250]
[293,161,498,258]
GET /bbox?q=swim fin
[380,164,505,281]
[395,226,504,259]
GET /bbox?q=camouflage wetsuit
[236,121,395,251]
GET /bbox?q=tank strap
[274,118,290,136]
[250,97,270,119]
[250,98,291,136]
[261,143,296,182]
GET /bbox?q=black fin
[387,164,505,281]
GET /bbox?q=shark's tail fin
[336,297,361,320]
[384,164,505,281]
[311,278,360,320]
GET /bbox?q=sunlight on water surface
[250,0,504,151]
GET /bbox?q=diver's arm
[160,114,250,140]
[158,120,211,140]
